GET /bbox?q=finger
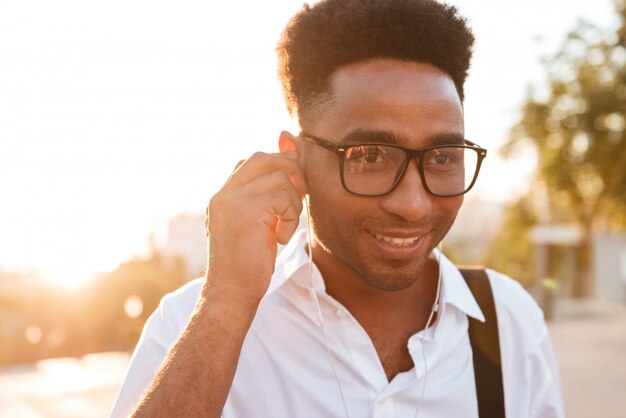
[275,216,300,245]
[225,159,247,184]
[225,152,307,197]
[256,191,301,245]
[242,170,304,215]
[281,151,308,200]
[207,158,246,236]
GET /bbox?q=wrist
[200,278,263,317]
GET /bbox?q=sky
[0,0,619,288]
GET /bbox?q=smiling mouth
[371,232,422,247]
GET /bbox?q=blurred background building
[152,213,207,278]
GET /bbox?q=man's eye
[364,151,383,163]
[433,154,452,164]
[426,150,458,165]
[347,146,387,164]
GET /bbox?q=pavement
[548,299,626,418]
[0,299,624,418]
[0,352,127,418]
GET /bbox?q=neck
[311,242,440,329]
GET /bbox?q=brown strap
[459,267,506,418]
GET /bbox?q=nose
[379,159,433,221]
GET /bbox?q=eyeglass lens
[342,145,479,196]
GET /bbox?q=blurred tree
[0,251,190,367]
[502,1,626,296]
[80,251,189,353]
[483,196,538,288]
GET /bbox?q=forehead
[312,59,464,146]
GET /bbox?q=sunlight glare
[41,262,96,291]
[124,296,144,319]
[25,326,43,345]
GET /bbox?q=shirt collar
[267,228,322,294]
[269,229,485,323]
[436,249,486,323]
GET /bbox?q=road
[0,299,624,417]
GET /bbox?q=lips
[363,229,429,260]
[371,232,421,247]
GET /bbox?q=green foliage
[483,197,538,287]
[504,12,626,228]
[489,1,626,296]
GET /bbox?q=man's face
[302,59,465,291]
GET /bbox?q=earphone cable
[413,243,443,418]
[306,196,350,418]
[304,195,442,418]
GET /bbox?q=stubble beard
[309,206,458,292]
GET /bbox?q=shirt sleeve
[109,280,202,418]
[529,329,565,418]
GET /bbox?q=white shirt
[111,230,564,418]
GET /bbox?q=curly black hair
[277,0,474,125]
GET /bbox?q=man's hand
[205,151,307,304]
[129,150,307,418]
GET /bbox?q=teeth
[373,233,420,247]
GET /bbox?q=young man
[112,1,564,417]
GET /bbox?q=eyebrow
[340,129,465,147]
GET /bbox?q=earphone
[304,195,443,418]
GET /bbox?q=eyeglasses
[300,132,487,197]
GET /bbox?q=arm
[129,286,259,418]
[119,149,306,418]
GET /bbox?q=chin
[356,257,431,291]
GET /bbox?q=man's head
[277,0,474,128]
[277,0,478,291]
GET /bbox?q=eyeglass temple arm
[299,133,344,152]
[465,139,484,149]
[465,140,488,158]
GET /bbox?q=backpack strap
[458,267,506,418]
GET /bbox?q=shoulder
[483,271,564,416]
[149,277,205,333]
[161,276,204,307]
[126,278,204,377]
[485,268,548,347]
[486,269,542,317]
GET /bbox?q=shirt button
[336,309,347,319]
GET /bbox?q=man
[112,0,564,417]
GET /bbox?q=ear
[278,131,298,153]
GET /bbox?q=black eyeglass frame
[299,132,488,197]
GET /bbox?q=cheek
[308,181,351,216]
[438,195,463,219]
